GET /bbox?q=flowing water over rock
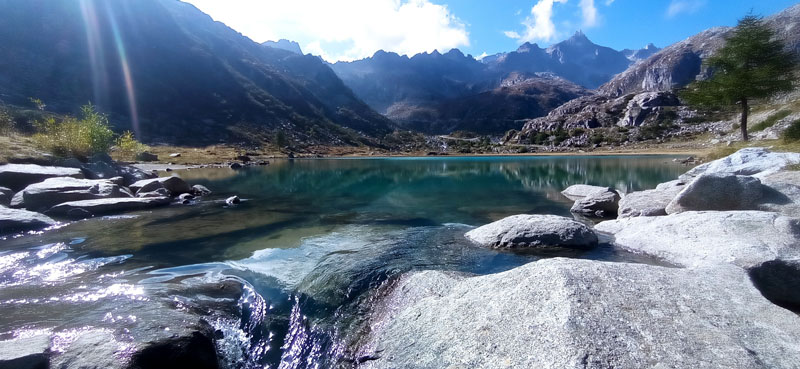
[0,156,689,368]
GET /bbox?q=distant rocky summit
[262,39,303,54]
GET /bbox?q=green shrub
[590,134,605,145]
[33,104,115,159]
[0,107,14,135]
[115,131,149,160]
[750,110,791,132]
[570,128,586,137]
[783,119,800,143]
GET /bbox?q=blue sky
[184,0,798,61]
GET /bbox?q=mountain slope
[599,4,800,97]
[262,39,303,54]
[0,0,393,145]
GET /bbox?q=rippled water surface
[0,156,690,368]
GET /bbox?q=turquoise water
[0,156,690,368]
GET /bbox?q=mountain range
[0,0,392,146]
[0,0,797,148]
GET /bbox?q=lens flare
[105,4,141,138]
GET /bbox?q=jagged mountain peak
[262,39,302,55]
[517,42,543,53]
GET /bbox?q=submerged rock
[679,147,800,181]
[560,184,610,201]
[595,211,800,269]
[359,258,800,369]
[569,187,620,217]
[0,163,84,191]
[17,177,133,211]
[225,196,240,205]
[0,206,58,234]
[665,173,766,214]
[465,214,598,249]
[46,197,171,218]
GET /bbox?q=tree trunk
[741,98,749,142]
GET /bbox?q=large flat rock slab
[596,211,800,269]
[359,258,800,369]
[18,177,133,211]
[0,206,58,234]
[0,163,84,191]
[465,214,598,249]
[46,197,171,218]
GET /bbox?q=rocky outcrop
[595,211,800,269]
[16,177,133,211]
[560,184,610,201]
[665,173,767,214]
[79,154,157,185]
[358,258,800,369]
[0,206,58,233]
[464,214,598,249]
[46,197,171,219]
[0,163,84,191]
[130,176,192,196]
[680,147,800,181]
[618,184,685,218]
[569,188,620,217]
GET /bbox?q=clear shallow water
[0,156,690,368]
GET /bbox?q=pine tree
[681,15,796,141]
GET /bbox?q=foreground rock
[618,184,684,218]
[680,147,800,181]
[665,173,766,214]
[759,171,800,216]
[465,215,598,249]
[0,163,84,191]
[359,258,800,369]
[79,153,157,185]
[0,206,58,234]
[569,187,620,217]
[46,197,171,219]
[560,184,610,201]
[596,211,800,269]
[14,177,133,211]
[0,334,50,369]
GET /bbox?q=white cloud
[505,0,568,43]
[604,0,615,5]
[181,0,470,62]
[476,52,489,60]
[579,0,598,27]
[666,0,707,18]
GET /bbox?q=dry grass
[0,134,48,163]
[705,139,800,161]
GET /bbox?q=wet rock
[569,187,620,217]
[618,185,683,218]
[0,206,58,234]
[0,163,84,191]
[18,177,134,211]
[46,197,171,218]
[135,152,158,162]
[130,176,191,196]
[560,184,610,201]
[229,162,243,170]
[360,258,800,369]
[136,187,171,198]
[178,193,195,201]
[679,147,800,182]
[225,196,240,205]
[191,184,212,196]
[665,173,766,214]
[0,334,50,369]
[596,211,800,269]
[51,330,123,369]
[465,214,598,249]
[0,186,12,206]
[130,325,218,369]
